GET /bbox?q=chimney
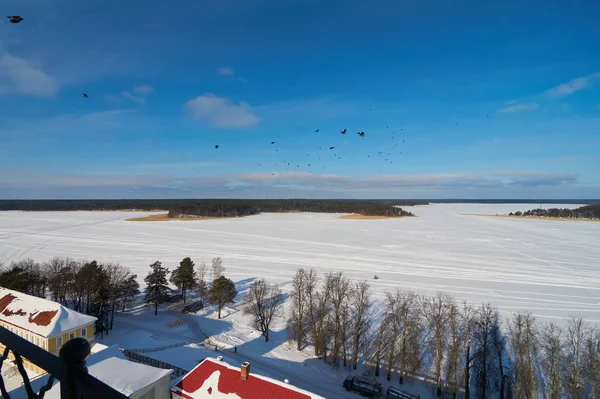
[240,361,250,380]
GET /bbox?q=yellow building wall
[47,322,95,354]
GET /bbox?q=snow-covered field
[0,203,599,325]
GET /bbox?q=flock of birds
[6,14,479,176]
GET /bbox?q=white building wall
[131,373,172,399]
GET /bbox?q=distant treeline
[167,199,415,218]
[2,199,599,212]
[0,199,416,217]
[509,204,600,220]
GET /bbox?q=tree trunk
[218,305,222,319]
[154,302,158,315]
[465,345,470,399]
[182,284,186,304]
[110,301,115,330]
[264,330,269,343]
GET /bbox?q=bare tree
[397,291,422,385]
[307,276,331,358]
[471,303,496,399]
[490,314,511,399]
[383,290,401,381]
[104,263,130,330]
[196,262,208,303]
[370,303,388,377]
[445,300,464,398]
[243,279,285,342]
[583,326,600,398]
[287,269,310,350]
[562,317,587,398]
[507,312,539,398]
[421,292,453,395]
[539,322,563,399]
[211,257,224,281]
[326,272,351,364]
[350,281,371,369]
[462,301,476,399]
[45,257,66,303]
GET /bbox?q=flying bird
[271,141,275,144]
[315,129,319,132]
[83,93,88,98]
[341,129,346,135]
[330,146,335,150]
[357,132,365,137]
[215,145,219,149]
[7,16,24,23]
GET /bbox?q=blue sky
[1,0,599,199]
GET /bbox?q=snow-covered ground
[1,203,599,398]
[0,203,598,324]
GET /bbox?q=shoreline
[338,214,413,220]
[463,213,600,222]
[125,213,245,222]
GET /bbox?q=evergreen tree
[119,274,140,311]
[170,257,196,304]
[144,261,170,315]
[208,276,237,319]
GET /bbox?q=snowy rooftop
[9,344,172,398]
[0,287,97,338]
[172,357,325,399]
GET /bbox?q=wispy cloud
[0,170,579,198]
[499,102,539,114]
[544,73,600,98]
[185,93,259,128]
[0,53,58,97]
[218,67,235,76]
[1,110,135,140]
[120,84,155,103]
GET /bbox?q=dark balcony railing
[0,326,128,399]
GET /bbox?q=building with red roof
[171,357,325,399]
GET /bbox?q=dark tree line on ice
[286,268,600,398]
[167,199,414,218]
[0,258,140,337]
[0,199,427,212]
[509,204,600,220]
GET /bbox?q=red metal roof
[173,359,313,399]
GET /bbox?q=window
[25,333,29,341]
[36,338,39,346]
[81,328,86,337]
[56,337,63,347]
[69,332,75,340]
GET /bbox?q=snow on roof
[0,287,97,338]
[171,358,325,399]
[10,344,172,398]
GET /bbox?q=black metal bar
[0,347,12,398]
[14,352,37,398]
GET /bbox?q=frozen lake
[1,203,599,324]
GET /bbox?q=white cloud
[499,102,539,114]
[185,93,259,128]
[122,91,146,103]
[0,53,58,97]
[120,84,154,103]
[1,169,587,199]
[105,95,121,103]
[218,67,235,76]
[545,72,600,98]
[133,84,155,96]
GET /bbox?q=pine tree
[208,276,237,319]
[144,261,170,315]
[170,257,197,304]
[119,274,140,311]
